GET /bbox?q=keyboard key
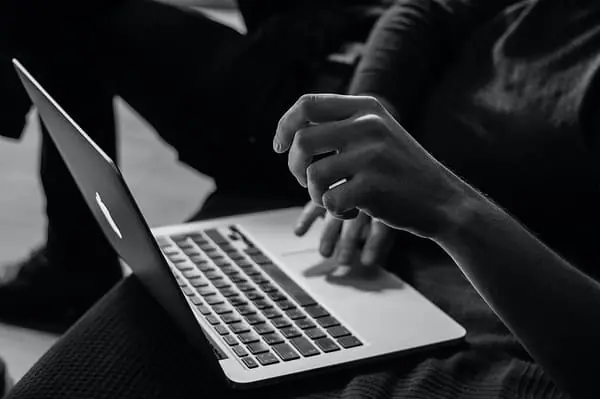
[254,323,275,335]
[256,352,280,366]
[212,304,233,315]
[244,247,262,256]
[276,300,296,311]
[230,276,247,284]
[327,326,351,338]
[238,332,260,344]
[190,296,203,305]
[247,292,264,301]
[206,296,225,306]
[175,263,193,271]
[241,356,259,369]
[221,267,239,276]
[213,280,231,289]
[317,316,340,328]
[337,335,362,349]
[258,283,278,293]
[262,332,284,345]
[197,287,217,297]
[183,269,202,279]
[295,318,316,330]
[237,283,255,292]
[290,337,320,357]
[237,305,256,316]
[189,254,208,263]
[155,236,170,246]
[305,305,329,319]
[315,338,340,353]
[232,345,249,358]
[219,288,239,298]
[249,254,271,265]
[223,335,238,346]
[280,327,301,339]
[234,259,253,269]
[254,299,273,310]
[215,325,229,335]
[182,286,194,296]
[263,309,283,319]
[205,229,229,245]
[207,253,225,261]
[285,309,306,320]
[273,343,300,361]
[244,268,262,277]
[170,256,188,264]
[229,297,249,307]
[183,248,202,256]
[214,259,231,267]
[189,277,209,288]
[221,313,242,324]
[268,291,287,301]
[230,322,251,334]
[197,264,215,273]
[197,305,212,316]
[247,342,270,355]
[206,315,220,325]
[245,314,266,326]
[249,275,269,285]
[305,328,326,340]
[205,271,223,281]
[219,244,236,253]
[271,317,291,329]
[228,251,245,260]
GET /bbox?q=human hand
[295,201,394,266]
[274,94,470,239]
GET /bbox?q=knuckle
[363,95,384,113]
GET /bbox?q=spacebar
[260,262,317,307]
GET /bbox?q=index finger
[273,94,380,153]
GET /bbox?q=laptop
[13,59,466,388]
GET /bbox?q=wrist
[430,181,490,244]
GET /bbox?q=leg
[0,51,122,332]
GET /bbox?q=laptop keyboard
[157,226,363,369]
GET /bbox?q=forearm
[434,186,600,397]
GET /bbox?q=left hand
[273,94,470,239]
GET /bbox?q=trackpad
[280,250,405,302]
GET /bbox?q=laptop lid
[12,59,225,381]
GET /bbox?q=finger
[361,221,393,266]
[274,94,382,153]
[337,212,370,264]
[322,174,368,220]
[320,213,342,258]
[294,202,325,236]
[288,119,369,187]
[305,146,374,207]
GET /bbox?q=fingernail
[273,140,281,153]
[338,250,351,264]
[362,251,375,266]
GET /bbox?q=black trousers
[15,1,352,269]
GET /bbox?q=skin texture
[274,93,600,398]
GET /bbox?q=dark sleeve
[349,0,519,125]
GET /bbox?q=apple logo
[96,192,123,239]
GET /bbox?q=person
[0,0,387,332]
[2,0,600,397]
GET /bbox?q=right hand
[295,201,394,266]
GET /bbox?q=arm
[275,94,600,398]
[434,183,600,398]
[349,0,518,124]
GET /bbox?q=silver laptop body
[14,59,465,388]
